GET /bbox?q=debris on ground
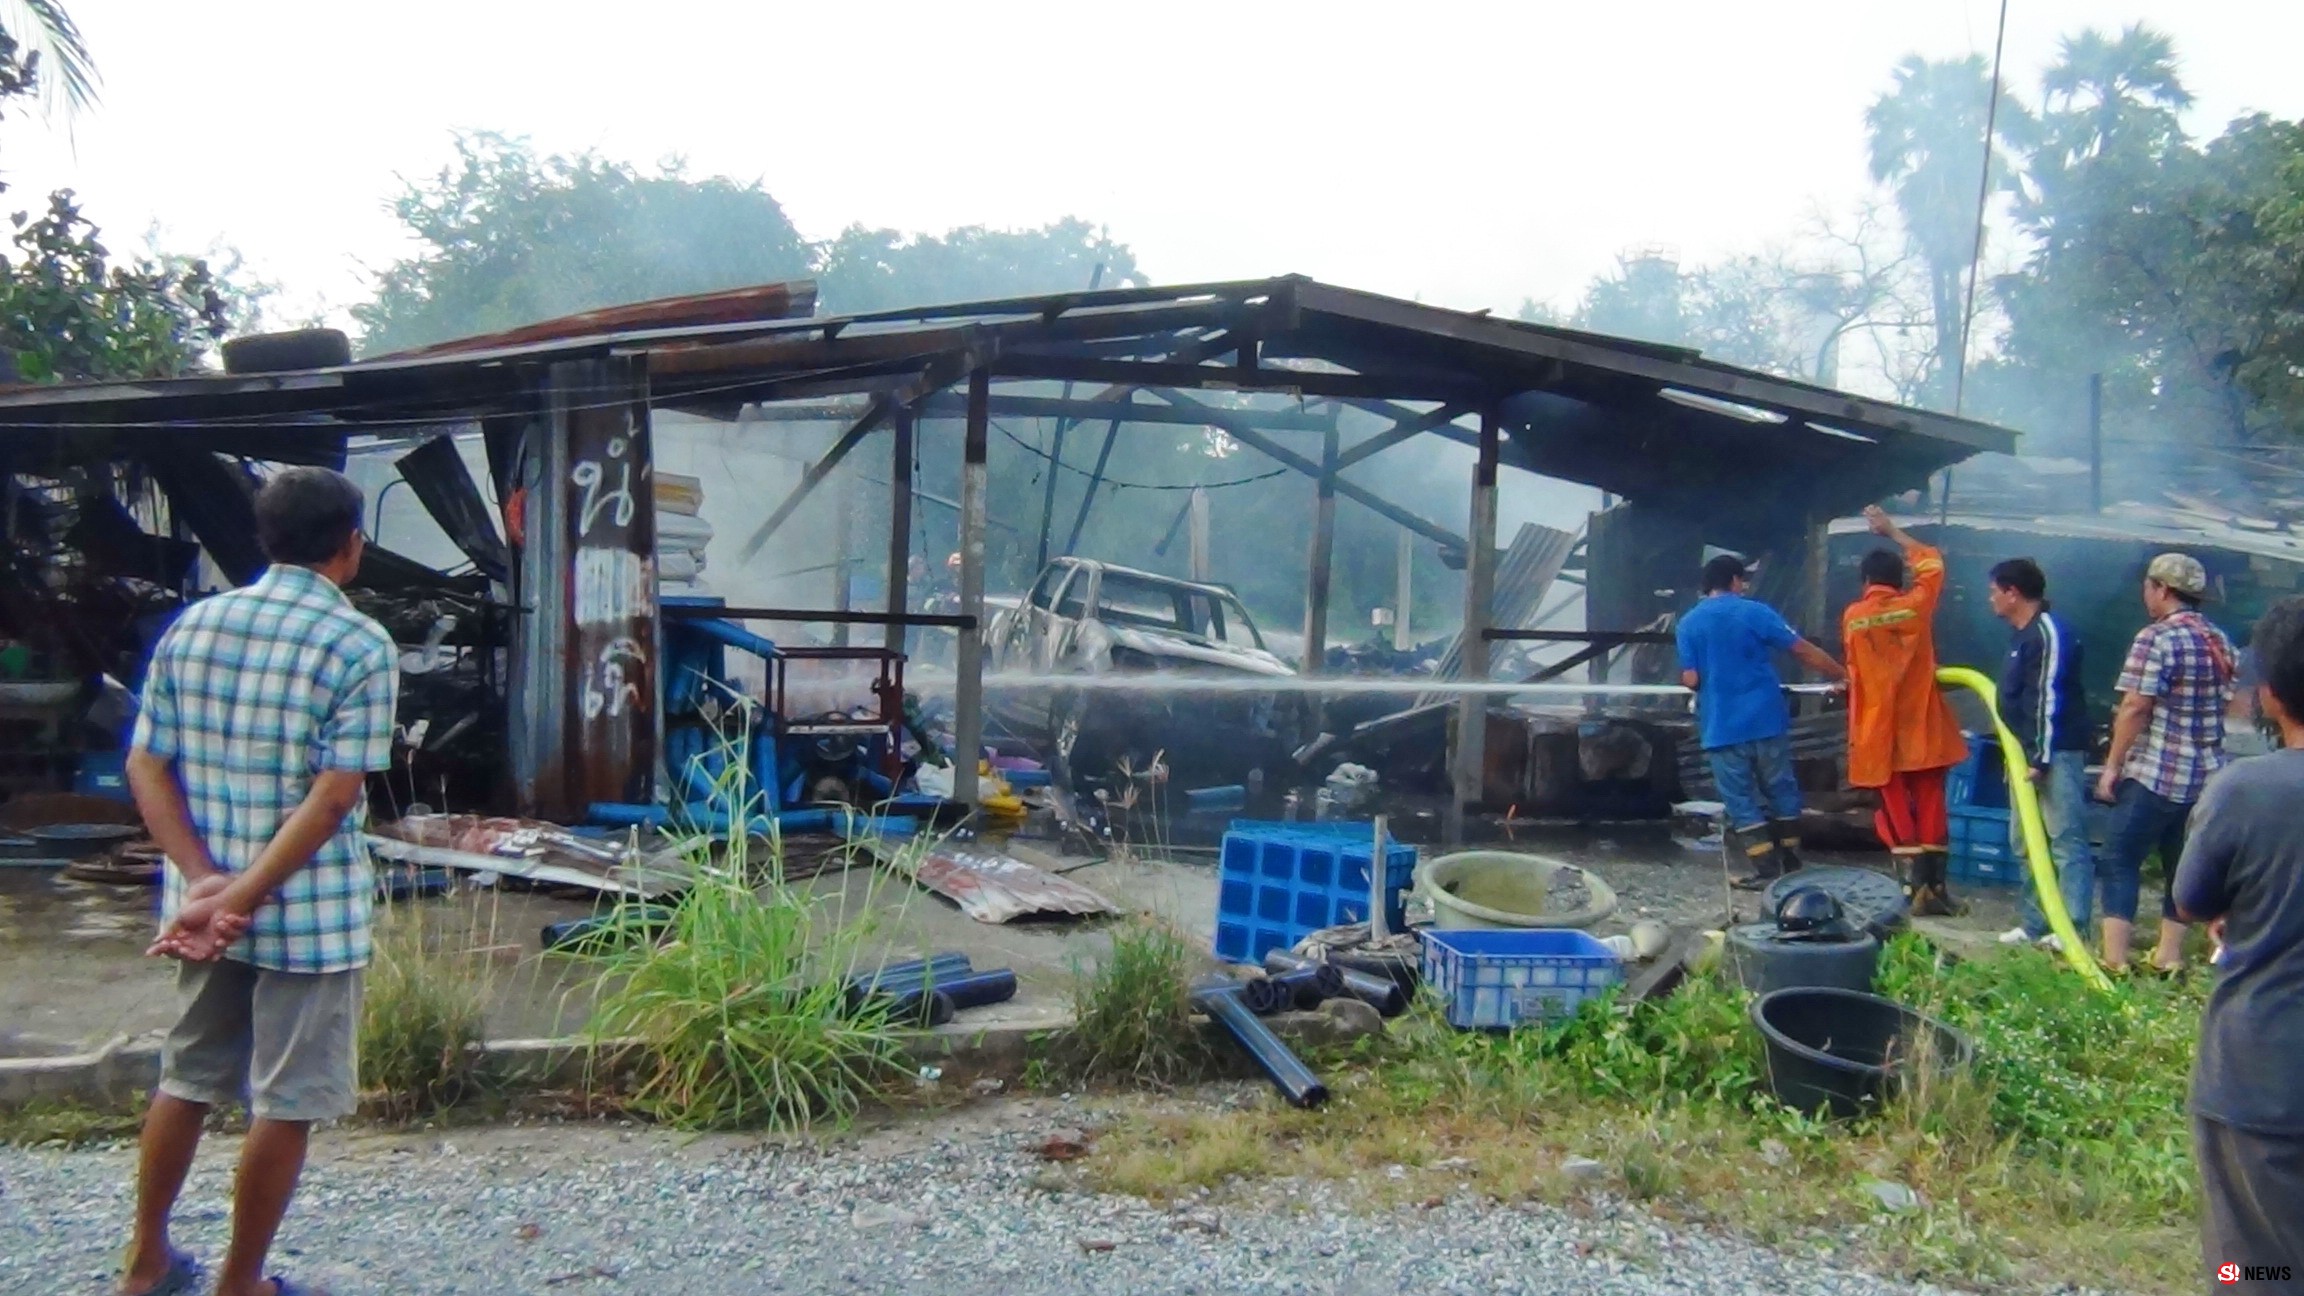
[868,839,1119,924]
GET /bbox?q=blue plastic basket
[73,749,129,802]
[1214,823,1417,965]
[1946,734,2009,811]
[1947,805,2024,887]
[1420,927,1623,1030]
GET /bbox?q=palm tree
[1865,54,2032,406]
[2039,23,2190,165]
[0,0,97,114]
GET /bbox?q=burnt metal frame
[0,274,2016,830]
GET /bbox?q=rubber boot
[1909,850,1966,918]
[1767,819,1805,879]
[1728,825,1777,890]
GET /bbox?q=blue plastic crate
[1946,734,2009,811]
[1420,928,1623,1030]
[1948,805,2024,887]
[73,749,129,802]
[1213,823,1417,965]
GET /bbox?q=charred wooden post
[885,407,915,654]
[1447,409,1501,846]
[953,367,991,807]
[510,356,658,821]
[1302,423,1339,684]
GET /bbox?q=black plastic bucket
[1751,986,1973,1118]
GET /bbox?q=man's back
[135,565,398,974]
[2176,749,2304,1136]
[2120,609,2236,803]
[1842,543,1966,785]
[1675,594,1794,750]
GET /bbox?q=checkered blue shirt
[131,565,399,974]
[2115,609,2236,805]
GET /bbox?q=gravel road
[2,1096,1950,1296]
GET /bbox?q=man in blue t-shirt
[1677,554,1848,888]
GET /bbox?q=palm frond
[0,0,99,115]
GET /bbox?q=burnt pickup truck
[987,558,1300,795]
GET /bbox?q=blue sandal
[269,1276,328,1296]
[124,1249,199,1296]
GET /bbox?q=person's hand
[2094,768,2120,805]
[147,873,252,962]
[1863,505,1893,537]
[1826,679,1849,697]
[2029,765,2047,783]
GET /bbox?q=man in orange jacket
[1843,506,1973,916]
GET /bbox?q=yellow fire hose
[1936,667,2115,992]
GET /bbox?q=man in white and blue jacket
[1989,558,2096,950]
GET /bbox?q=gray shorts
[158,959,363,1122]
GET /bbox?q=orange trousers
[1873,766,1950,854]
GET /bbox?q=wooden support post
[1801,512,1830,651]
[1447,410,1501,847]
[1036,416,1068,571]
[1395,529,1413,652]
[885,408,915,653]
[832,467,855,647]
[1302,424,1339,675]
[953,369,992,808]
[509,356,657,822]
[1188,486,1211,583]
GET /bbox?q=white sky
[10,0,2303,326]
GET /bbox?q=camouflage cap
[2146,552,2209,599]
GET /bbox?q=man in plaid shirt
[2095,552,2235,974]
[117,467,398,1296]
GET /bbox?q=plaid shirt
[2115,608,2236,804]
[131,565,399,973]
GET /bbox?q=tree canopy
[355,133,1143,355]
[0,21,240,382]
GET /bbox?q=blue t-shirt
[1676,593,1797,750]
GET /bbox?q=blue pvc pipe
[1190,981,1329,1109]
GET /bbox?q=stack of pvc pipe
[656,473,714,595]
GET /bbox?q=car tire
[222,328,353,375]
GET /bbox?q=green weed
[360,903,490,1119]
[1059,915,1206,1087]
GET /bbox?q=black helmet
[1775,886,1844,934]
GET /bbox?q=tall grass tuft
[1061,915,1205,1087]
[584,717,915,1132]
[361,905,489,1119]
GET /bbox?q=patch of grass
[360,904,490,1119]
[0,1098,141,1147]
[584,822,913,1132]
[1057,916,1206,1087]
[1082,940,2206,1294]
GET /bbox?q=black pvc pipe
[1239,976,1290,1016]
[1263,950,1407,1017]
[878,987,957,1027]
[850,952,972,993]
[1191,983,1328,1109]
[1268,964,1346,1010]
[846,953,974,1005]
[932,968,1019,1013]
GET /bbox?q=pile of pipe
[845,951,1018,1027]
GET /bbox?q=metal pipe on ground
[846,952,973,998]
[1191,981,1329,1109]
[1262,950,1406,1016]
[1267,965,1346,1010]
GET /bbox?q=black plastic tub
[1751,986,1974,1118]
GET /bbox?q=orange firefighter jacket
[1841,541,1969,789]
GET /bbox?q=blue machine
[610,596,912,838]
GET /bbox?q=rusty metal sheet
[368,814,692,897]
[374,280,818,359]
[882,841,1118,924]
